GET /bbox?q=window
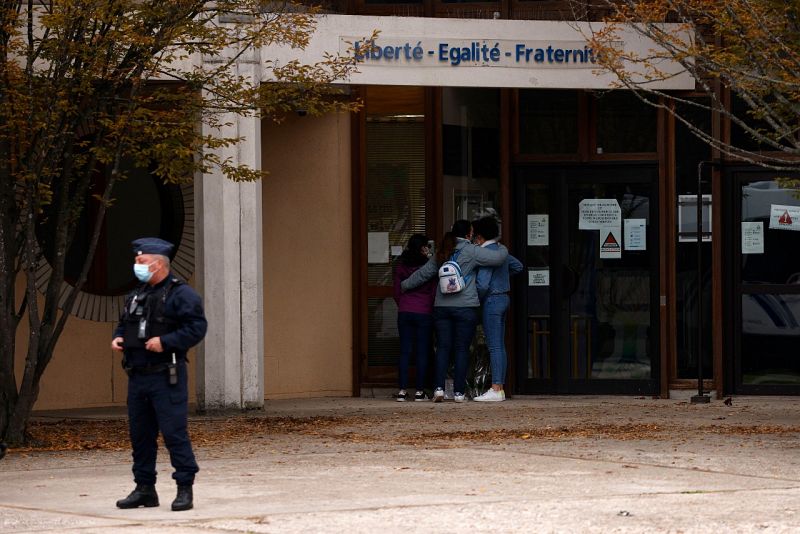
[594,91,657,154]
[518,90,579,155]
[36,158,193,321]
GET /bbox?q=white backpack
[438,250,471,294]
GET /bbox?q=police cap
[132,237,174,257]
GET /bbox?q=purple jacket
[393,262,436,315]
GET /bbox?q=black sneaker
[394,390,407,402]
[414,391,428,402]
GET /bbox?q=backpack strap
[450,247,473,286]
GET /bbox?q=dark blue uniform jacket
[114,274,208,367]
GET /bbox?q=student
[393,234,436,402]
[471,217,523,402]
[402,220,508,403]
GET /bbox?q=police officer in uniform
[111,238,207,511]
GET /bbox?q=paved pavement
[1,396,799,533]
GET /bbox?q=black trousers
[127,361,198,486]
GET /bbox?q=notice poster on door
[367,232,389,263]
[624,219,647,251]
[599,226,622,259]
[769,204,800,231]
[527,214,549,246]
[742,221,764,254]
[578,199,621,230]
[528,269,550,286]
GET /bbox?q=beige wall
[261,113,353,399]
[14,278,197,411]
[11,111,353,410]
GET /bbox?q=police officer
[111,238,207,512]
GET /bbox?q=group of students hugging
[392,216,523,403]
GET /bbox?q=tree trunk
[0,332,17,443]
[0,292,18,442]
[5,373,38,446]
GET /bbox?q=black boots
[116,483,159,509]
[171,485,193,511]
[116,483,193,511]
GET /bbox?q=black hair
[398,233,430,267]
[451,219,472,239]
[473,216,500,241]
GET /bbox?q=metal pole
[692,162,710,404]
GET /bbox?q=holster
[121,355,132,377]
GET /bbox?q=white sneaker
[473,389,505,402]
[432,388,444,403]
[453,392,466,403]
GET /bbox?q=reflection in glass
[525,183,550,379]
[594,91,657,153]
[741,294,800,384]
[442,88,500,230]
[741,180,800,285]
[568,183,652,380]
[518,90,578,155]
[674,101,713,378]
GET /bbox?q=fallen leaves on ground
[9,416,800,454]
[13,416,370,453]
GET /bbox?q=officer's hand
[111,337,124,352]
[145,336,163,353]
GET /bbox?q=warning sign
[599,227,622,259]
[769,204,800,231]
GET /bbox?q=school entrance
[728,169,800,394]
[514,164,660,394]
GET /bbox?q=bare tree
[571,0,800,171]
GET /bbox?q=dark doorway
[514,164,660,394]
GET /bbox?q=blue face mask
[133,263,153,283]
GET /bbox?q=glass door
[733,171,800,393]
[516,165,660,394]
[361,86,428,385]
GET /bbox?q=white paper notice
[528,269,550,286]
[527,214,549,246]
[742,222,764,254]
[599,226,622,259]
[769,204,800,231]
[624,219,646,251]
[390,245,403,257]
[367,232,389,263]
[579,199,621,230]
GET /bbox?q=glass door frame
[730,167,800,395]
[514,162,661,395]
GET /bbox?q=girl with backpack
[401,220,508,403]
[392,234,437,402]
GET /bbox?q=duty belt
[125,363,170,376]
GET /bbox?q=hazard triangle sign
[769,204,800,231]
[599,227,622,258]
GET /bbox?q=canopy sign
[266,15,695,90]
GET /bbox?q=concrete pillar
[195,48,264,410]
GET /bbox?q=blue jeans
[433,307,479,394]
[483,294,510,386]
[397,312,433,390]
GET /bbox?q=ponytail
[436,232,458,266]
